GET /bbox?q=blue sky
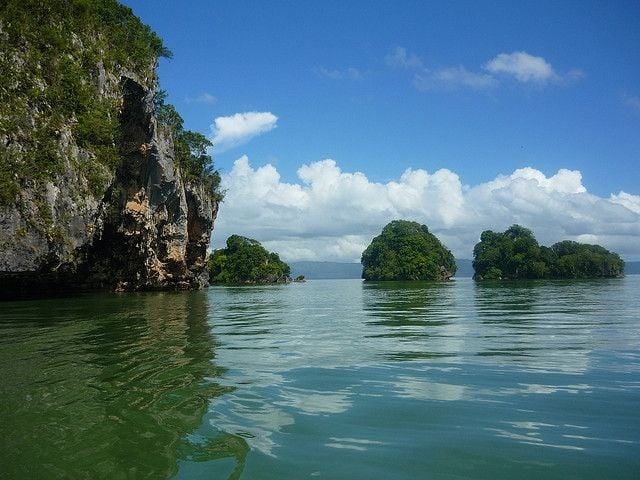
[122,0,640,261]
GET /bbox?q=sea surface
[1,277,639,479]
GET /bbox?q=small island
[473,224,625,280]
[361,220,457,281]
[208,235,292,284]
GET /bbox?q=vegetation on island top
[0,0,222,206]
[208,235,291,284]
[472,224,625,280]
[361,220,456,281]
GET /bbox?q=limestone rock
[0,74,218,295]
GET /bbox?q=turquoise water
[1,277,639,479]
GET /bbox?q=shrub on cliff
[361,220,456,281]
[0,0,223,208]
[472,225,624,279]
[208,235,291,284]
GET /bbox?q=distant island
[208,235,292,284]
[289,262,362,280]
[361,220,456,281]
[473,224,624,280]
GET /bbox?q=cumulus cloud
[387,47,580,90]
[610,191,640,214]
[210,111,278,153]
[212,157,640,262]
[484,51,557,83]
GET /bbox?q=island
[361,220,457,281]
[472,224,625,280]
[208,235,292,284]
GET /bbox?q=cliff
[0,1,219,295]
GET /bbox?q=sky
[122,0,640,261]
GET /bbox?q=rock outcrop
[0,3,219,296]
[0,73,218,295]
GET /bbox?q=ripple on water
[1,277,639,479]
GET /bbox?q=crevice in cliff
[80,77,157,289]
[119,77,153,194]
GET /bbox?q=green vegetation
[1,0,222,219]
[473,224,624,280]
[361,220,456,281]
[155,91,223,202]
[0,0,171,205]
[208,235,291,284]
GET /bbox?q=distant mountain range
[454,259,474,277]
[290,259,640,279]
[626,261,640,274]
[289,262,362,279]
[290,259,476,279]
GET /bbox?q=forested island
[208,235,292,284]
[361,220,456,281]
[473,225,625,280]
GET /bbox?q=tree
[361,220,456,281]
[208,235,291,284]
[472,225,625,280]
[550,240,624,278]
[154,92,223,201]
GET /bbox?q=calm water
[1,277,639,479]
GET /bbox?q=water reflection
[276,387,353,415]
[0,292,244,479]
[473,280,540,323]
[3,277,639,478]
[472,280,597,372]
[391,375,467,401]
[211,393,295,457]
[362,281,468,362]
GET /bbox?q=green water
[1,277,639,479]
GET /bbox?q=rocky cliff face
[0,60,218,296]
[0,1,220,295]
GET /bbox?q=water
[1,277,639,479]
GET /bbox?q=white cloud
[385,47,425,70]
[210,111,278,153]
[414,66,497,90]
[212,157,640,262]
[610,191,640,214]
[386,47,495,91]
[185,92,217,104]
[388,48,580,90]
[317,66,363,80]
[317,67,342,80]
[484,51,557,83]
